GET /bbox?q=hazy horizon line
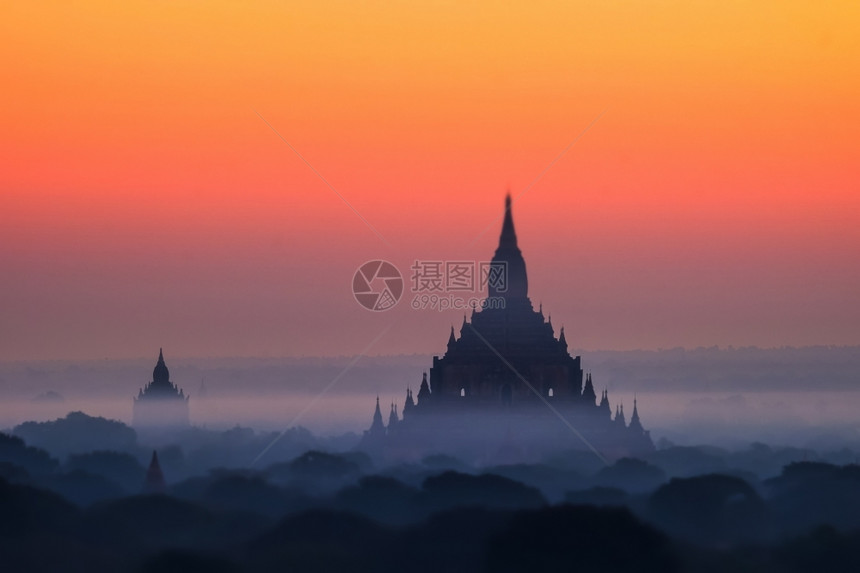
[3,343,860,366]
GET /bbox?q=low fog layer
[1,346,859,448]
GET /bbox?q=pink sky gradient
[1,1,858,361]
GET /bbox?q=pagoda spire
[629,396,644,434]
[417,372,431,404]
[582,372,596,405]
[600,389,612,418]
[142,450,167,494]
[388,401,399,430]
[369,396,385,436]
[490,194,529,301]
[499,193,518,249]
[403,387,415,417]
[616,402,626,427]
[152,348,170,386]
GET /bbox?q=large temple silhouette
[361,196,653,461]
[132,349,190,428]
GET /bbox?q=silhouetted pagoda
[142,450,167,494]
[132,349,190,428]
[361,195,653,461]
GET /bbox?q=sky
[1,1,859,361]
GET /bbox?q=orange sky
[1,1,859,361]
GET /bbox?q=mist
[3,346,860,450]
[4,347,860,573]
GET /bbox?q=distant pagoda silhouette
[361,195,653,460]
[133,349,190,428]
[142,450,167,494]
